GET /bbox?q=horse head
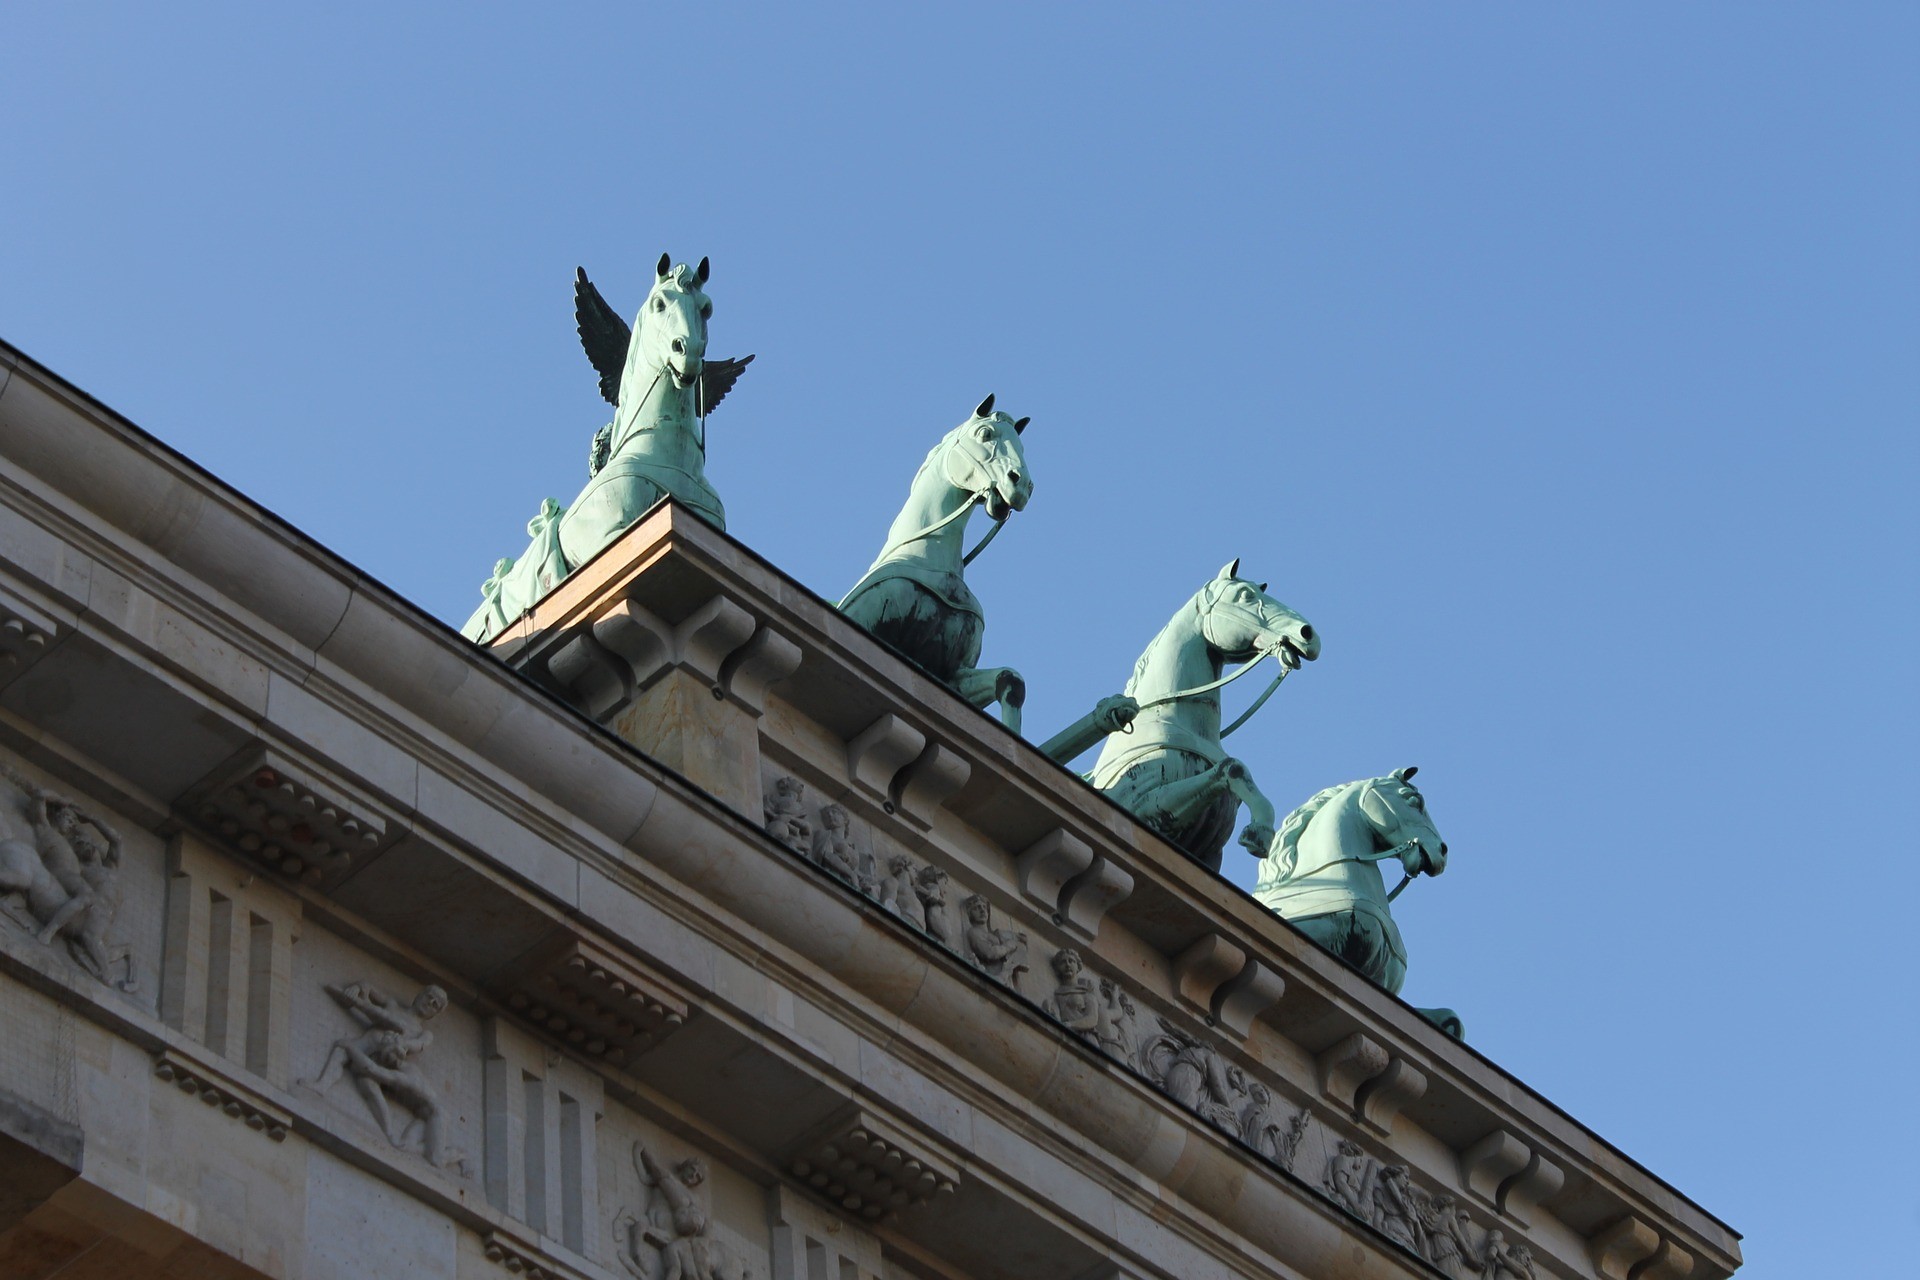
[1195,559,1321,671]
[1356,766,1448,879]
[635,252,712,391]
[943,393,1033,520]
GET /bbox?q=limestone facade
[0,338,1740,1279]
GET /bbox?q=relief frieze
[757,771,1545,1277]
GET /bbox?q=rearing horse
[841,395,1033,730]
[461,254,753,643]
[1087,562,1320,872]
[1255,768,1462,1038]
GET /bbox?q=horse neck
[612,326,697,464]
[875,440,972,570]
[1126,600,1223,739]
[1295,787,1388,897]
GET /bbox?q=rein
[835,491,1009,608]
[1126,652,1288,739]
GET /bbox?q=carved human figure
[302,981,459,1170]
[961,893,1028,990]
[913,864,956,947]
[1095,978,1138,1060]
[1142,1019,1241,1133]
[877,854,925,930]
[1040,948,1101,1042]
[0,771,131,988]
[1414,1192,1475,1277]
[1325,1139,1376,1218]
[1238,1081,1287,1161]
[619,1143,747,1280]
[762,777,811,855]
[1478,1229,1533,1280]
[809,803,858,882]
[1372,1164,1423,1252]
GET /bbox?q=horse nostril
[1438,842,1448,857]
[1299,624,1315,642]
[1009,470,1022,485]
[671,338,686,354]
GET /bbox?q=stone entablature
[0,340,1738,1280]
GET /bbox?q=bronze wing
[574,267,630,406]
[697,354,755,416]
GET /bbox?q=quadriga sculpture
[1255,767,1463,1038]
[840,395,1033,729]
[1082,561,1320,873]
[462,254,753,642]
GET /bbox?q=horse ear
[1218,558,1241,580]
[1013,416,1029,434]
[1257,582,1268,593]
[695,256,710,284]
[1393,766,1419,781]
[975,393,996,418]
[656,252,672,280]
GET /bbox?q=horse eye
[700,303,712,319]
[654,297,666,311]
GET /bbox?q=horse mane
[1271,778,1363,879]
[1122,582,1221,698]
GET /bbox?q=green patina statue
[1255,768,1463,1038]
[840,395,1033,731]
[1053,562,1319,873]
[462,255,753,642]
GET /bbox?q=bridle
[835,429,1019,607]
[1123,584,1297,736]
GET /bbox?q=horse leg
[953,666,1025,734]
[1131,762,1236,840]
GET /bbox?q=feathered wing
[574,267,631,406]
[696,353,755,416]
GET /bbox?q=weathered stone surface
[0,340,1742,1280]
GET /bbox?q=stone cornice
[0,337,1742,1279]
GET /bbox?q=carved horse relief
[462,254,754,642]
[840,394,1033,730]
[1256,768,1463,1037]
[1071,561,1320,873]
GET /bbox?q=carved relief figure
[960,893,1028,991]
[1277,1106,1310,1173]
[1478,1229,1534,1280]
[301,981,463,1172]
[809,803,858,883]
[1095,978,1138,1060]
[617,1143,749,1280]
[876,854,925,930]
[761,776,810,855]
[1415,1192,1477,1277]
[913,864,956,947]
[0,769,133,989]
[1238,1080,1286,1162]
[1140,1019,1243,1134]
[1040,948,1102,1042]
[1325,1139,1376,1218]
[1372,1163,1423,1252]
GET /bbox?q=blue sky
[4,5,1915,1274]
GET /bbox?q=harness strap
[1134,651,1274,714]
[838,491,1010,609]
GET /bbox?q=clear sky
[4,5,1914,1275]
